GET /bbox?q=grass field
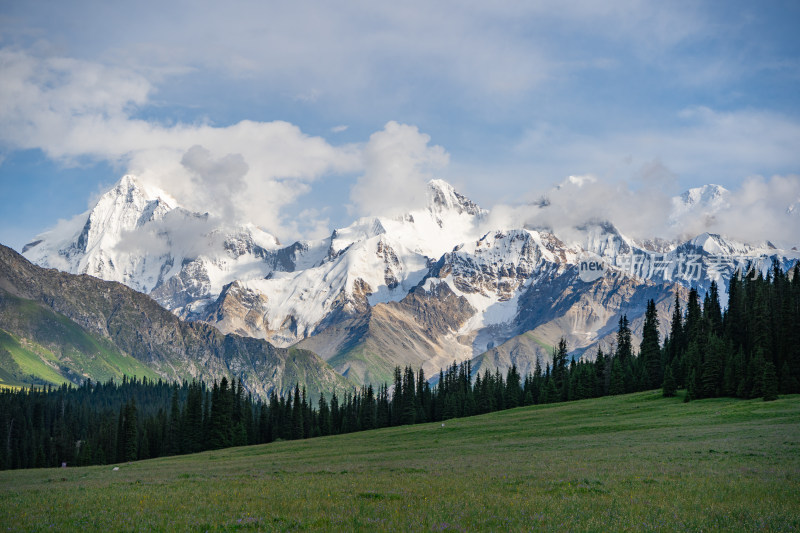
[1,391,798,531]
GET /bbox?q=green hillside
[2,391,798,531]
[0,245,350,399]
[0,290,159,386]
[0,329,67,387]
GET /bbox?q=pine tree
[640,299,662,389]
[541,377,557,404]
[318,394,331,436]
[401,367,417,425]
[662,365,677,398]
[208,378,234,449]
[668,293,684,366]
[684,289,703,348]
[391,367,403,426]
[505,364,521,408]
[685,369,696,403]
[749,348,766,399]
[123,399,138,461]
[701,334,723,398]
[166,386,180,455]
[779,361,798,394]
[705,281,723,336]
[616,316,633,363]
[552,338,569,400]
[609,358,625,396]
[763,361,779,401]
[684,340,702,398]
[291,384,304,440]
[182,381,204,453]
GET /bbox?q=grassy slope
[0,329,67,387]
[1,391,798,531]
[0,292,160,386]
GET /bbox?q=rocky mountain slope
[20,177,799,386]
[0,245,349,398]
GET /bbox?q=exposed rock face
[20,175,800,387]
[0,245,349,399]
[296,281,476,385]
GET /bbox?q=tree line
[663,261,800,401]
[2,262,797,470]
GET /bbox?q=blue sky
[1,1,799,250]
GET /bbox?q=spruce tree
[505,364,521,408]
[318,394,331,436]
[685,369,696,403]
[609,358,625,396]
[291,384,304,439]
[401,367,417,425]
[779,361,798,394]
[209,378,234,449]
[552,338,569,400]
[123,399,138,461]
[662,365,677,397]
[616,316,633,363]
[668,293,684,365]
[763,361,779,401]
[705,281,723,336]
[166,386,180,455]
[640,299,662,389]
[701,334,723,398]
[749,348,766,399]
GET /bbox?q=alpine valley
[7,175,798,396]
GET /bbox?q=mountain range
[0,244,349,398]
[13,175,799,392]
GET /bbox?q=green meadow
[1,391,798,531]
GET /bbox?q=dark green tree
[640,299,662,389]
[763,361,779,401]
[662,365,677,398]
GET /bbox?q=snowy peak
[22,174,177,271]
[670,184,730,223]
[686,232,755,256]
[75,175,174,255]
[22,173,283,296]
[677,183,729,208]
[427,179,486,218]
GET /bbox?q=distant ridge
[0,244,349,398]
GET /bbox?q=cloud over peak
[350,121,450,218]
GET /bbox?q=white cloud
[2,1,720,111]
[507,107,800,192]
[503,173,675,243]
[484,172,800,249]
[350,121,449,218]
[711,175,800,248]
[0,48,363,241]
[180,145,248,222]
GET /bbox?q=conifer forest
[2,263,798,470]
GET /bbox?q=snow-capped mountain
[670,184,730,225]
[196,178,488,346]
[21,175,799,385]
[23,175,282,300]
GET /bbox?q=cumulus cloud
[0,48,362,241]
[0,1,719,108]
[486,172,800,249]
[486,172,674,243]
[710,175,800,248]
[180,146,248,222]
[349,121,449,218]
[113,210,221,261]
[507,107,800,192]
